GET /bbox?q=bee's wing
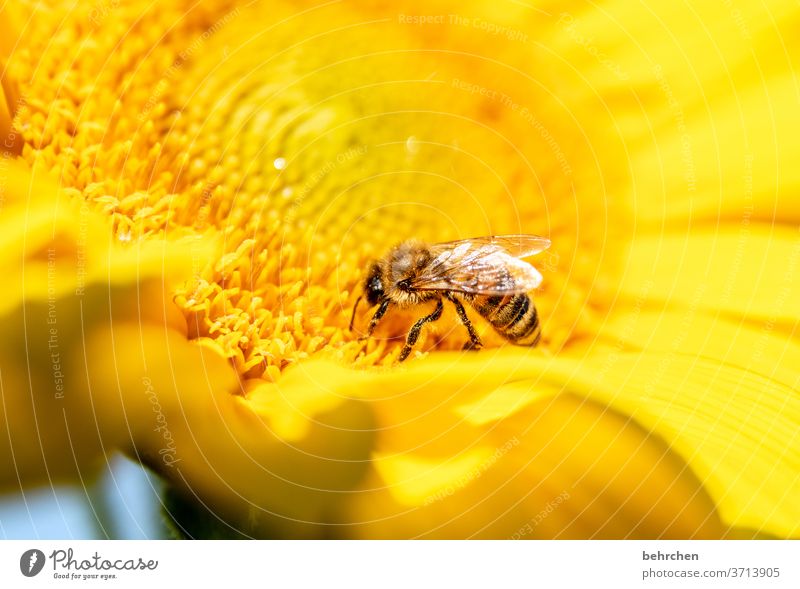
[449,235,551,259]
[409,237,546,296]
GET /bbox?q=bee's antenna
[349,295,363,332]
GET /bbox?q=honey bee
[350,235,551,361]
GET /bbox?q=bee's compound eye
[365,263,384,305]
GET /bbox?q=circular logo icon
[20,549,46,577]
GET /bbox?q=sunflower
[1,0,798,539]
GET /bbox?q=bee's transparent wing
[445,235,551,259]
[409,236,548,296]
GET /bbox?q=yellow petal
[547,0,798,96]
[0,161,216,487]
[484,350,793,537]
[628,74,800,225]
[270,351,798,537]
[0,3,24,155]
[373,449,493,508]
[455,349,799,537]
[468,351,799,537]
[345,392,724,539]
[596,309,800,389]
[539,0,800,225]
[611,227,800,330]
[0,4,24,61]
[79,329,375,538]
[561,352,800,537]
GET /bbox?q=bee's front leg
[398,299,444,362]
[359,299,391,342]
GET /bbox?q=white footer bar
[1,540,797,588]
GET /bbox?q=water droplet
[273,157,287,170]
[405,136,419,155]
[282,186,294,198]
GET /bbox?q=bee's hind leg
[398,298,444,362]
[444,292,482,351]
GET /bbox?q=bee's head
[364,262,385,306]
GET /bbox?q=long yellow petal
[558,352,800,537]
[0,159,222,487]
[596,309,800,389]
[81,326,375,539]
[349,393,724,539]
[0,2,24,155]
[611,228,800,330]
[258,352,799,537]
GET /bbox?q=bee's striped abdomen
[471,293,541,346]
